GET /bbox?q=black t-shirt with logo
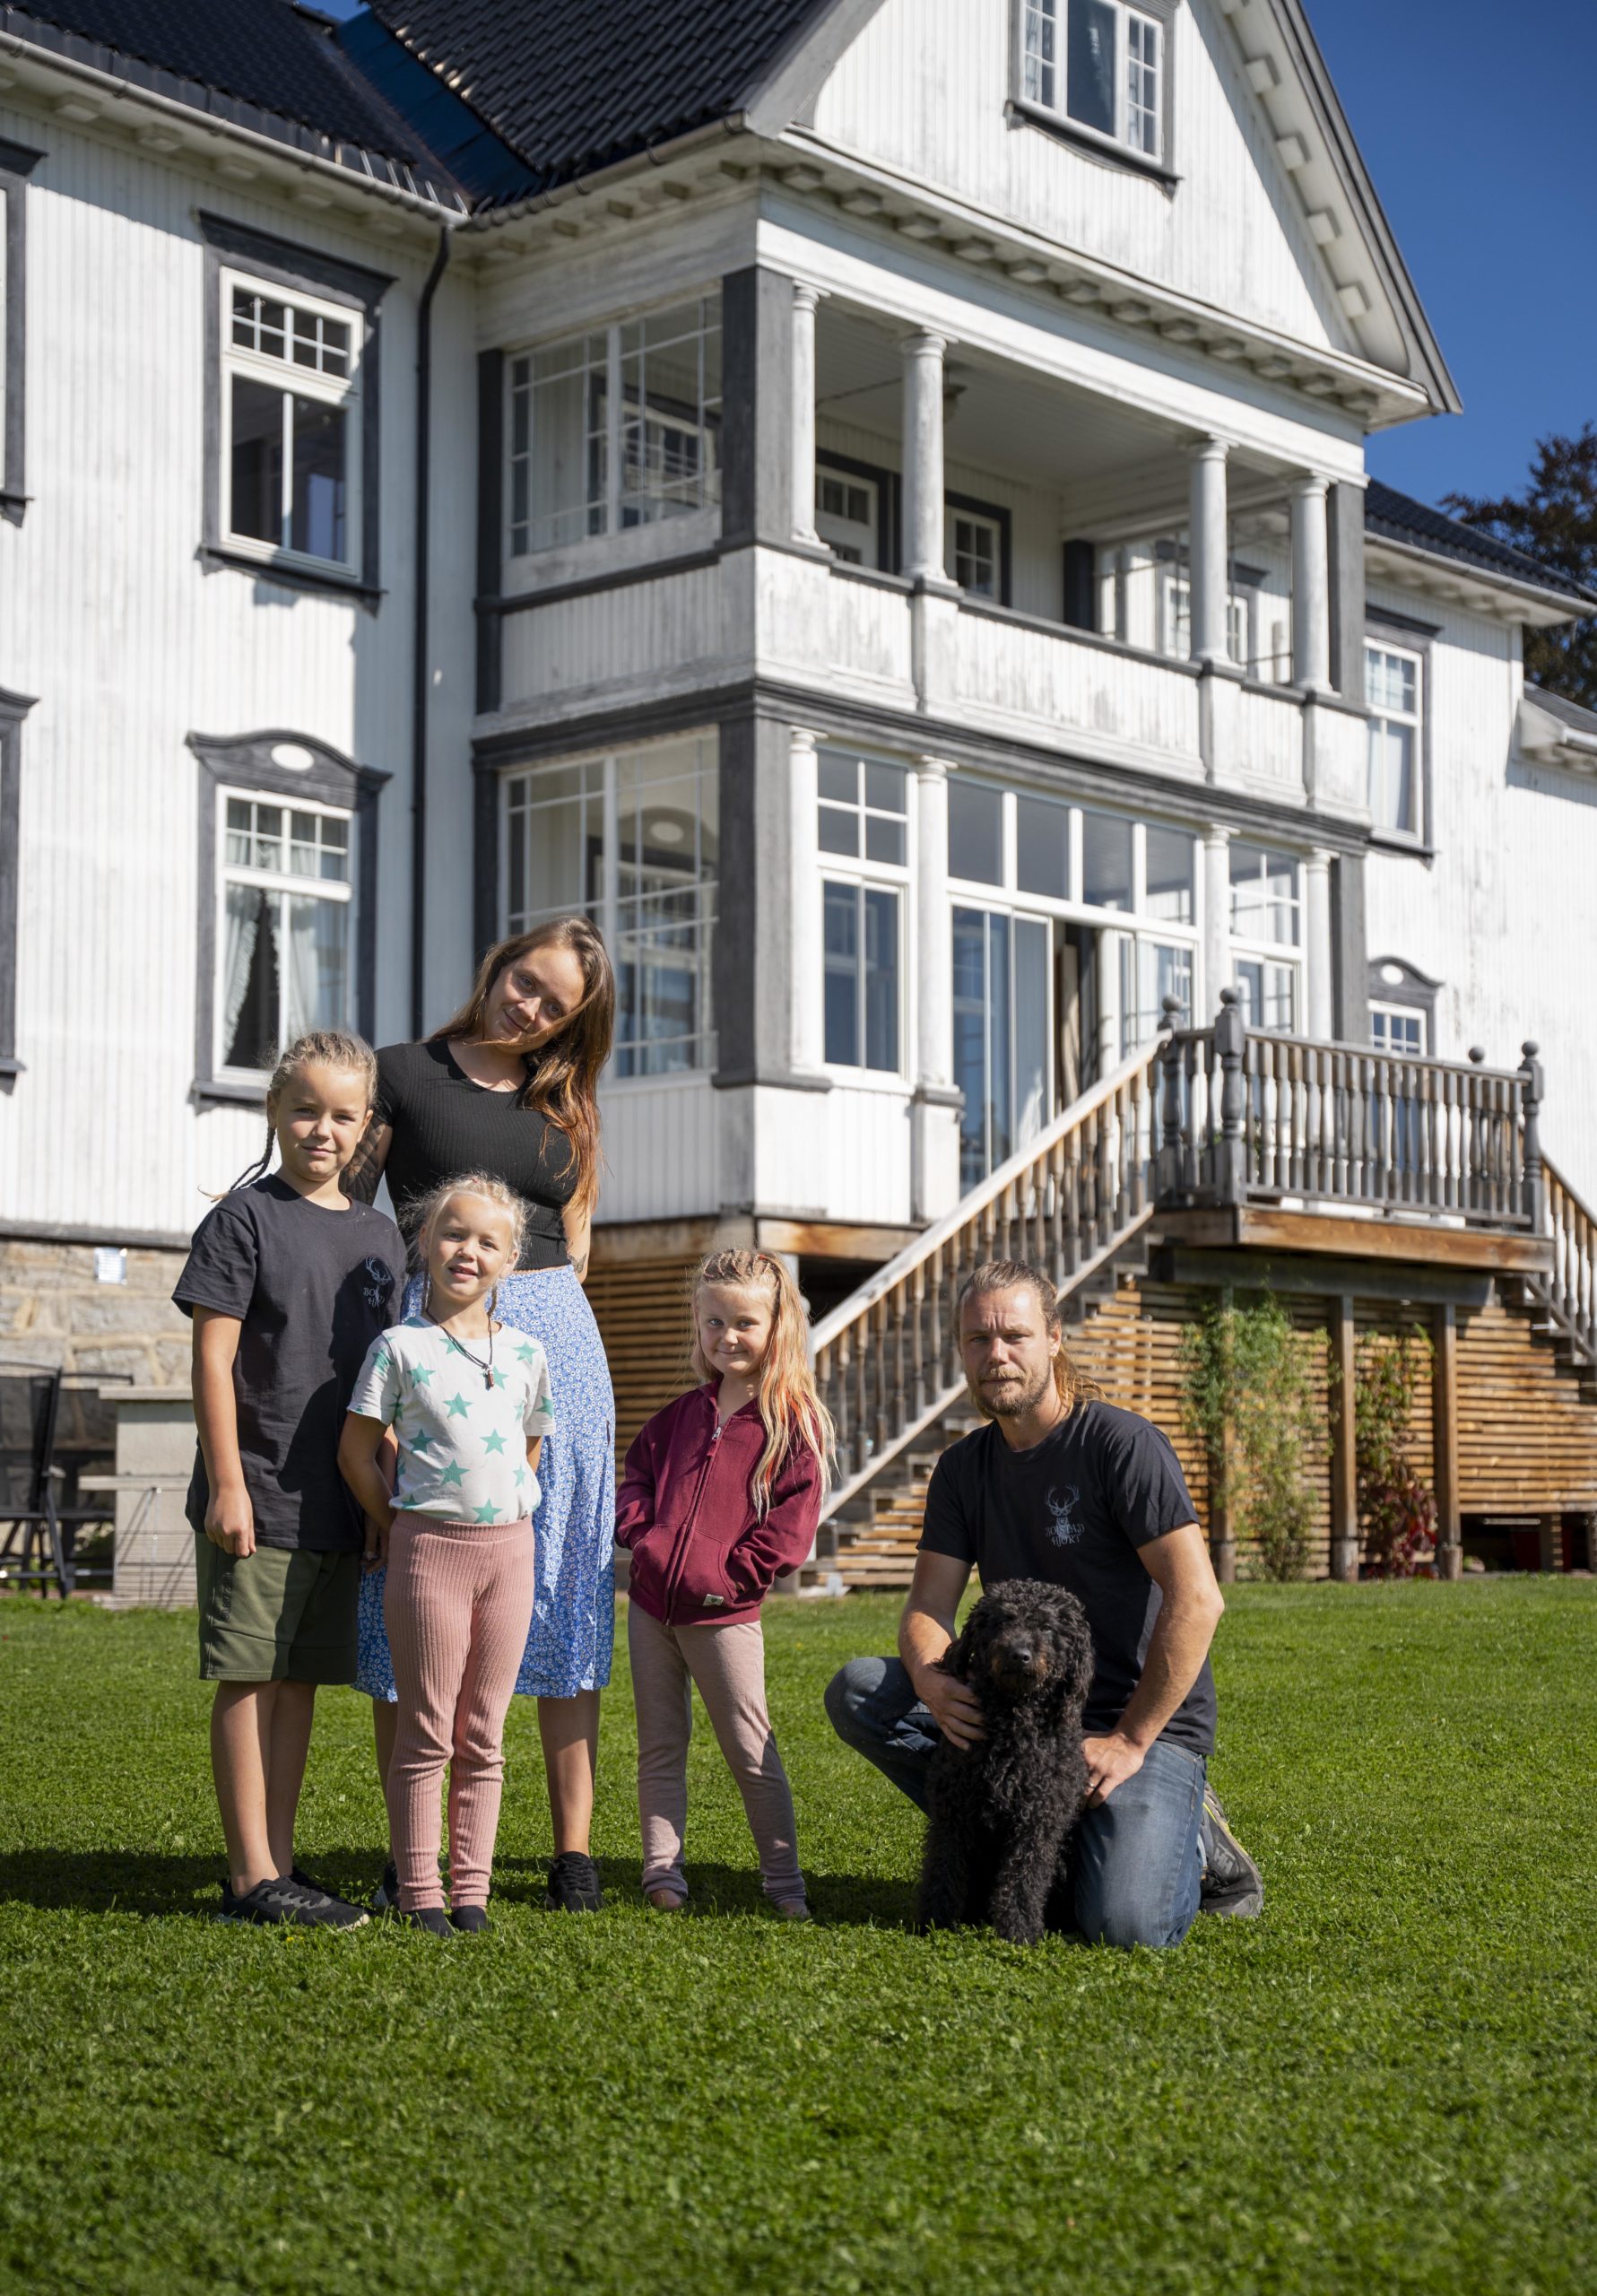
[919,1399,1216,1754]
[174,1177,406,1552]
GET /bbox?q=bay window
[1022,0,1168,163]
[508,295,722,557]
[503,735,718,1077]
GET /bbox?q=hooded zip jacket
[614,1384,824,1628]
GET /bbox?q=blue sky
[319,0,1593,510]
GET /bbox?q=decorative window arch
[1367,954,1439,1057]
[189,731,388,1103]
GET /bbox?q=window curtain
[221,883,268,1068]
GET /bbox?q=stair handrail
[810,1031,1170,1355]
[1539,1151,1597,1368]
[812,1030,1170,1515]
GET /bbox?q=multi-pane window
[1370,1004,1427,1057]
[949,780,1004,885]
[221,271,360,571]
[1367,640,1423,838]
[508,296,722,557]
[816,468,879,564]
[504,735,717,1077]
[1230,842,1300,1034]
[1121,936,1193,1050]
[820,752,907,1074]
[1166,574,1250,670]
[1023,0,1165,160]
[947,509,1002,600]
[954,909,1050,1186]
[218,793,353,1076]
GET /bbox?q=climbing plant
[1349,1328,1437,1578]
[1179,1290,1319,1582]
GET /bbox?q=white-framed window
[1367,639,1424,839]
[820,752,907,1074]
[1229,841,1301,1034]
[816,467,879,565]
[503,735,717,1078]
[1023,0,1167,161]
[1370,1003,1427,1057]
[216,789,355,1078]
[221,268,361,574]
[953,907,1051,1185]
[1164,573,1251,670]
[947,508,1002,600]
[508,295,722,557]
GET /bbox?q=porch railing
[1157,992,1542,1227]
[1540,1152,1597,1370]
[812,1034,1167,1517]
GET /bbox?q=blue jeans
[824,1656,1205,1950]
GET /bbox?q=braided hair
[218,1031,380,1196]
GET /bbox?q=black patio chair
[0,1365,124,1598]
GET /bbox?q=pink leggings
[628,1602,804,1905]
[383,1515,535,1912]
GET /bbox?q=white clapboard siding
[1229,683,1305,794]
[755,549,915,706]
[808,0,1349,355]
[498,563,731,720]
[753,1081,916,1231]
[947,608,1205,771]
[595,1078,720,1226]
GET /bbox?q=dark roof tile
[1366,479,1596,610]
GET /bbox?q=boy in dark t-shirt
[825,1260,1263,1948]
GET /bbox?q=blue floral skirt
[355,1265,615,1700]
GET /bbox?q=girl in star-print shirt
[340,1173,555,1936]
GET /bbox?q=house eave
[0,22,469,222]
[1365,533,1591,630]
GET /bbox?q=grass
[1,1583,1594,2296]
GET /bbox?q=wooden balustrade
[812,1036,1167,1510]
[1541,1155,1597,1367]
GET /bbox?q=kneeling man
[825,1258,1262,1948]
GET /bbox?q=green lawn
[1,1583,1593,2296]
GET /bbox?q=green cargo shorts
[195,1535,360,1684]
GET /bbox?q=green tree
[1445,424,1597,709]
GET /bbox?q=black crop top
[371,1039,577,1272]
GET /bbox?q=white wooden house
[4,0,1596,1587]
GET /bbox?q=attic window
[1022,0,1167,164]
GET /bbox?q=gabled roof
[365,0,830,198]
[1366,482,1597,613]
[0,0,493,204]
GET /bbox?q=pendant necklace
[430,1311,496,1390]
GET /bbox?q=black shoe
[399,1905,454,1939]
[219,1874,369,1930]
[1199,1787,1264,1918]
[546,1851,603,1912]
[371,1858,401,1914]
[449,1904,490,1935]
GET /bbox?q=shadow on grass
[0,1850,919,1929]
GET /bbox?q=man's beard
[971,1361,1055,1420]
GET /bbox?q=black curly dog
[916,1579,1095,1946]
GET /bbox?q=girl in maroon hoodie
[616,1248,832,1918]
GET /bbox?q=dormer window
[1022,0,1168,165]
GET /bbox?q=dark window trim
[946,488,1013,608]
[188,730,389,1103]
[816,447,901,574]
[1364,618,1433,850]
[1367,955,1439,1043]
[0,685,38,1077]
[0,137,44,525]
[196,212,392,603]
[1008,0,1182,187]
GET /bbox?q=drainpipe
[410,224,453,1039]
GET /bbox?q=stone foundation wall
[0,1236,191,1384]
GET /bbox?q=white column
[1202,825,1231,1017]
[901,330,949,584]
[1290,473,1332,693]
[914,758,954,1091]
[1305,848,1334,1040]
[1188,435,1231,665]
[787,727,824,1074]
[790,283,823,546]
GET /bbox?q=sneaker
[219,1874,369,1930]
[399,1905,454,1939]
[1199,1786,1264,1918]
[546,1851,603,1912]
[449,1904,490,1935]
[371,1859,401,1914]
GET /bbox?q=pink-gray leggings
[628,1601,804,1905]
[384,1515,535,1912]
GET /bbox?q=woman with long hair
[343,918,618,1911]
